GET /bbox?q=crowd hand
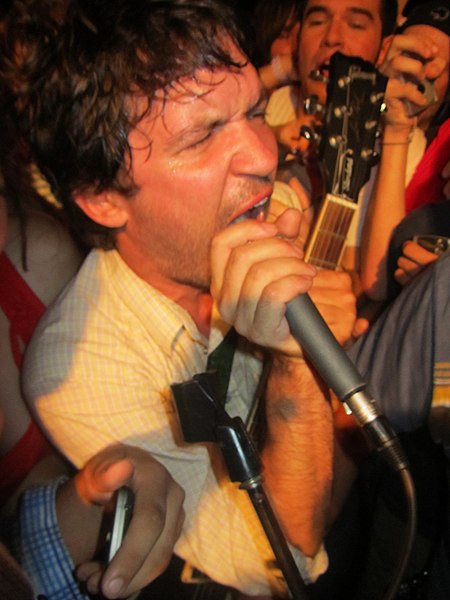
[276,113,317,155]
[308,269,365,348]
[378,32,446,129]
[288,177,314,247]
[259,53,298,91]
[68,444,185,599]
[210,208,316,357]
[274,53,297,84]
[394,240,439,287]
[267,177,313,249]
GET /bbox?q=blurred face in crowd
[97,41,278,292]
[297,0,384,103]
[270,11,300,60]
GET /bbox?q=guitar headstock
[319,51,388,201]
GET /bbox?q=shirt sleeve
[347,251,450,432]
[17,477,90,600]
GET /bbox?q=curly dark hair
[1,0,246,249]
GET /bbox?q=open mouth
[309,63,329,83]
[231,195,271,225]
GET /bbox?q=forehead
[129,55,263,148]
[303,0,382,19]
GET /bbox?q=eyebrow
[166,86,269,151]
[304,5,375,22]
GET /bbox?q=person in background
[248,0,302,96]
[360,0,450,300]
[0,85,84,512]
[0,26,184,600]
[269,0,445,275]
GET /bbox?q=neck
[167,285,213,338]
[118,249,213,337]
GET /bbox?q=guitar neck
[302,53,387,271]
[304,193,358,270]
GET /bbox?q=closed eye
[348,18,369,30]
[246,94,269,122]
[185,120,222,150]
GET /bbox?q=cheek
[348,33,381,63]
[299,36,315,64]
[150,159,227,227]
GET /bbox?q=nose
[322,17,344,48]
[231,120,278,179]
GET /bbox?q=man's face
[298,0,384,103]
[116,45,277,291]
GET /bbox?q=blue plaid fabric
[18,477,89,600]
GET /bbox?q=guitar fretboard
[304,193,358,269]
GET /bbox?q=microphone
[285,294,408,472]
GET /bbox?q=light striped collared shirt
[23,246,327,596]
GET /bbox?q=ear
[376,35,395,67]
[75,191,128,229]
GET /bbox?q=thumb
[76,457,135,506]
[273,207,302,241]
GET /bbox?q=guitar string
[330,78,352,265]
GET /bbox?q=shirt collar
[101,249,230,357]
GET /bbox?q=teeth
[232,196,270,225]
[309,69,327,82]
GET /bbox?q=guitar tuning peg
[333,106,351,118]
[337,76,351,88]
[303,95,323,115]
[361,148,380,165]
[360,148,374,160]
[370,92,385,104]
[364,119,378,130]
[299,125,319,142]
[328,135,343,148]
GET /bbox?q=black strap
[206,327,237,405]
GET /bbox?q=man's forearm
[261,355,333,557]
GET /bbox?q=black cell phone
[413,234,450,256]
[103,486,135,563]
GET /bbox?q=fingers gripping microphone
[286,294,408,472]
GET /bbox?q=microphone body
[285,294,408,472]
